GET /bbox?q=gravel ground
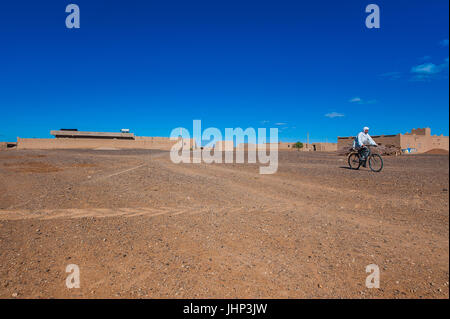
[0,149,448,298]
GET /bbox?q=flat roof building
[50,130,135,140]
[337,128,449,154]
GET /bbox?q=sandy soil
[0,149,448,298]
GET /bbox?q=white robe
[353,132,377,148]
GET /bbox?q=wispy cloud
[274,122,287,126]
[349,97,377,104]
[260,120,269,125]
[325,112,344,118]
[410,58,449,81]
[439,39,449,47]
[381,42,449,82]
[349,97,361,103]
[411,63,441,74]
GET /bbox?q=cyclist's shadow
[339,166,372,172]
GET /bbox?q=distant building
[273,142,337,152]
[51,130,135,140]
[233,142,337,152]
[16,129,196,150]
[337,128,449,154]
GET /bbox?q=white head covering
[363,126,369,131]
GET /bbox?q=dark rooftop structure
[50,130,135,140]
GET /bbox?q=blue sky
[0,0,448,143]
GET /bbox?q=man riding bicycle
[353,127,377,167]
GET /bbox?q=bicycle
[348,145,383,172]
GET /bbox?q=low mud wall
[16,137,183,151]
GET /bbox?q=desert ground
[0,149,448,298]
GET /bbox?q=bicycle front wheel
[348,153,361,170]
[369,154,383,172]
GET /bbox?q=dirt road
[0,149,448,298]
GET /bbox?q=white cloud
[411,62,441,74]
[410,58,449,81]
[349,97,361,103]
[325,112,344,118]
[349,97,377,104]
[274,122,287,126]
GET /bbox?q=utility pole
[307,132,309,150]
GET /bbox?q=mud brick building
[16,130,196,150]
[337,128,449,154]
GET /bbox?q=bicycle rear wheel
[369,154,383,172]
[348,152,361,170]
